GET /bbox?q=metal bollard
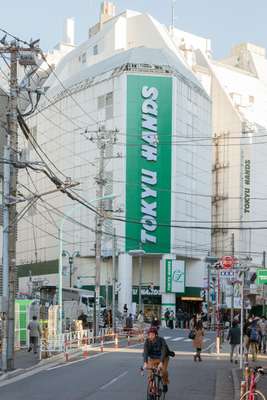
[115,334,119,349]
[100,337,104,352]
[127,335,130,346]
[83,337,89,358]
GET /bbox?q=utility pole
[2,144,10,371]
[6,42,18,371]
[112,227,116,332]
[95,131,105,336]
[94,127,117,335]
[230,233,235,326]
[0,37,40,371]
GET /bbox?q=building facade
[17,4,212,319]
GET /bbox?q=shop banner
[126,75,172,253]
[164,259,185,293]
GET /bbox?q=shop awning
[181,297,203,301]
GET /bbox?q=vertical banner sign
[126,75,172,253]
[166,260,172,292]
[165,260,185,293]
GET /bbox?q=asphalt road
[0,330,233,400]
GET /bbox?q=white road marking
[100,371,128,390]
[203,342,215,352]
[47,352,106,371]
[184,339,192,342]
[171,337,184,342]
[164,336,171,340]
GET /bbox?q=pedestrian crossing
[164,336,210,343]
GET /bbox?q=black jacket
[143,337,168,362]
[227,326,241,345]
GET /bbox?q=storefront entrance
[132,286,161,322]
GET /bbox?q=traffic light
[213,261,222,270]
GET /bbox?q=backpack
[159,337,175,358]
[250,326,259,343]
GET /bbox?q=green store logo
[172,270,184,282]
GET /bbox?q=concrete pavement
[0,343,235,400]
[0,349,40,373]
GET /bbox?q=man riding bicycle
[143,327,170,393]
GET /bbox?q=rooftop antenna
[171,0,176,37]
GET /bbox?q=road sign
[256,269,267,284]
[220,270,235,278]
[221,255,235,269]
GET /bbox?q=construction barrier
[40,327,147,361]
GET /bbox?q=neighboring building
[17,3,212,319]
[175,31,267,309]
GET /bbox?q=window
[93,45,98,55]
[97,92,114,120]
[97,95,105,110]
[105,92,113,120]
[81,52,87,64]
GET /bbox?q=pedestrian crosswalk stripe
[164,336,211,343]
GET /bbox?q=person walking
[164,308,170,328]
[168,311,175,330]
[137,310,144,329]
[192,321,204,361]
[189,314,197,331]
[227,320,240,364]
[259,316,267,354]
[27,315,42,354]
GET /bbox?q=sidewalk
[0,349,40,373]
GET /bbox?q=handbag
[188,330,196,340]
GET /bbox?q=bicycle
[141,367,166,400]
[240,366,266,400]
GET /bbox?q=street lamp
[62,250,80,288]
[128,249,145,313]
[58,194,116,336]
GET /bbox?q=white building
[17,3,212,319]
[174,30,267,266]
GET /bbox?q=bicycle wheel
[147,386,155,400]
[156,376,165,400]
[240,390,266,400]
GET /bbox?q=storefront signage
[132,286,160,296]
[244,159,251,214]
[165,260,185,293]
[126,75,172,253]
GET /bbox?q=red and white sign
[220,255,236,269]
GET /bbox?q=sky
[1,0,267,59]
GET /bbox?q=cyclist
[143,326,169,393]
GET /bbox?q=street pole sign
[256,269,267,285]
[221,255,236,269]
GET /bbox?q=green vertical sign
[166,260,173,293]
[126,75,172,253]
[256,269,267,284]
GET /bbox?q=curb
[231,368,241,400]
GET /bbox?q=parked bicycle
[240,366,266,400]
[141,367,166,400]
